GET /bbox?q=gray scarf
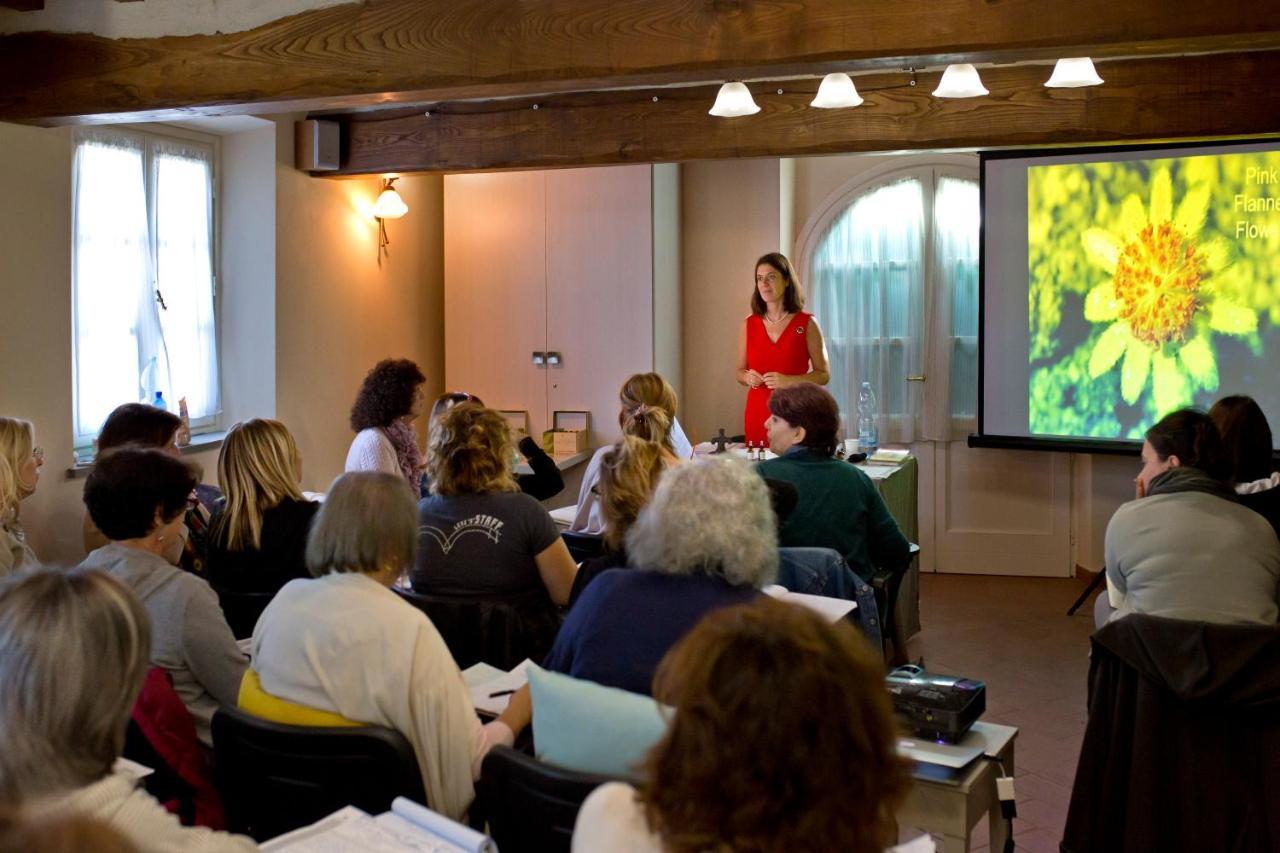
[1146,466,1237,501]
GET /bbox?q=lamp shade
[372,186,408,219]
[1045,57,1103,88]
[932,64,989,98]
[810,73,864,109]
[708,82,761,117]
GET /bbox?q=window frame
[71,123,222,452]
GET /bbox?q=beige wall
[272,116,444,493]
[679,158,781,443]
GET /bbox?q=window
[72,128,219,446]
[806,165,978,442]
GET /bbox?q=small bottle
[857,381,879,456]
[152,390,167,411]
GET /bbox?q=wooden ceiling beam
[0,1,44,11]
[2,0,1279,125]
[328,51,1280,176]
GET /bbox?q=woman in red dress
[737,253,830,445]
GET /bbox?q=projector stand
[1067,569,1106,616]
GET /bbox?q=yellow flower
[1078,164,1251,413]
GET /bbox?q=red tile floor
[897,573,1099,853]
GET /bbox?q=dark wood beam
[2,0,1280,125]
[0,1,44,10]
[328,51,1280,175]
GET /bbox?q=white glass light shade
[373,187,408,219]
[932,64,989,98]
[708,82,761,117]
[810,73,864,109]
[1045,57,1103,88]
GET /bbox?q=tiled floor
[898,573,1098,853]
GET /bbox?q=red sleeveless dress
[744,311,813,444]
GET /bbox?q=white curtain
[809,178,925,443]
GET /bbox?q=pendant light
[932,64,989,98]
[709,82,761,117]
[1045,57,1104,88]
[810,73,864,109]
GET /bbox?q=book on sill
[763,585,856,622]
[462,658,533,716]
[261,797,495,853]
[866,447,911,464]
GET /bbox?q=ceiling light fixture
[1045,57,1104,88]
[932,64,989,98]
[810,72,864,109]
[709,82,761,117]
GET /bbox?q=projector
[886,665,986,744]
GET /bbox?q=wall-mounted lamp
[373,176,408,254]
[810,72,864,109]
[932,64,989,98]
[709,82,761,117]
[1045,57,1103,88]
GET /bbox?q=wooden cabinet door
[545,166,654,447]
[444,172,549,435]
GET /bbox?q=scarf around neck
[1146,466,1237,501]
[384,420,425,486]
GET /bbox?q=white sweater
[345,428,401,477]
[250,573,510,821]
[29,770,257,852]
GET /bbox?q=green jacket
[758,447,910,579]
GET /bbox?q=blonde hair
[426,405,518,497]
[0,567,151,802]
[306,472,418,576]
[618,373,677,454]
[599,436,668,553]
[212,419,304,551]
[0,418,35,518]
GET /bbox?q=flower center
[1112,221,1202,346]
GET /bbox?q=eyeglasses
[31,447,44,464]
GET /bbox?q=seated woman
[0,417,43,576]
[430,392,563,501]
[79,448,247,745]
[573,597,910,853]
[345,358,428,491]
[0,567,255,851]
[85,402,220,576]
[1104,408,1280,625]
[1209,394,1280,539]
[543,458,769,696]
[207,419,319,599]
[249,472,530,821]
[571,373,684,534]
[412,404,577,609]
[756,382,910,579]
[568,436,668,607]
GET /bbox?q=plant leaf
[1121,339,1152,405]
[1082,228,1120,273]
[1084,282,1120,322]
[1150,167,1173,224]
[1152,350,1192,415]
[1174,184,1210,238]
[1208,299,1257,336]
[1179,336,1219,391]
[1088,323,1130,378]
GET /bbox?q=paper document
[463,658,532,716]
[549,505,577,528]
[898,721,1018,769]
[113,757,154,781]
[868,448,911,464]
[262,798,496,853]
[763,585,857,622]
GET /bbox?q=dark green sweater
[758,447,911,578]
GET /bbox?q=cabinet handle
[906,375,926,382]
[532,351,546,367]
[546,351,562,366]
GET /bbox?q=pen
[488,689,516,698]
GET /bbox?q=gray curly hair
[625,457,778,587]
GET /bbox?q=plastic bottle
[857,381,879,456]
[152,390,167,411]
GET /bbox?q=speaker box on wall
[295,119,340,171]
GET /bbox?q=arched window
[803,162,979,443]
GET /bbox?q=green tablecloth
[857,455,920,640]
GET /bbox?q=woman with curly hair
[345,358,429,489]
[573,596,911,853]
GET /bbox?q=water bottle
[857,381,879,455]
[152,390,167,411]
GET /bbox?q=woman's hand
[1134,476,1146,500]
[762,372,789,390]
[745,369,765,388]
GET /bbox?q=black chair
[214,587,276,640]
[869,542,919,666]
[394,587,561,670]
[211,706,426,841]
[560,530,605,564]
[479,745,618,853]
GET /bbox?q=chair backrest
[560,530,605,564]
[394,587,562,670]
[479,745,618,853]
[214,587,277,640]
[211,706,426,841]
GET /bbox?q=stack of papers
[867,448,911,464]
[763,585,857,622]
[262,798,496,852]
[462,659,532,716]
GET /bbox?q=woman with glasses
[0,418,43,575]
[736,253,830,447]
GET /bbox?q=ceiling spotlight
[932,64,989,98]
[1045,57,1104,88]
[709,82,761,117]
[810,72,864,109]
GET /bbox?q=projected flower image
[1028,152,1280,439]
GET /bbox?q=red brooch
[795,326,806,334]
